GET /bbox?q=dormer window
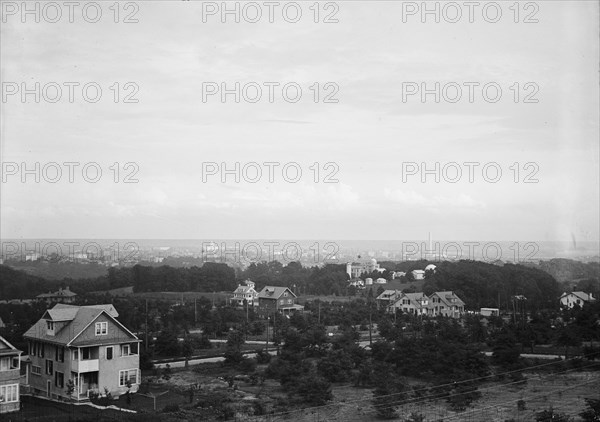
[46,321,55,336]
[95,322,108,335]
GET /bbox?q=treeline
[422,261,561,310]
[536,258,600,283]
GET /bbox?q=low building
[257,286,303,314]
[480,308,499,317]
[0,336,22,414]
[560,292,596,309]
[36,287,77,304]
[231,280,259,307]
[411,270,425,280]
[23,303,140,401]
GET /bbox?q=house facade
[389,292,430,316]
[428,291,465,317]
[231,280,259,307]
[36,286,77,304]
[386,291,465,318]
[23,304,140,401]
[0,336,22,414]
[257,286,304,314]
[560,292,596,309]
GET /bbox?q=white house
[231,280,259,307]
[560,292,596,309]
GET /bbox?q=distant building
[23,303,140,401]
[560,292,596,309]
[411,270,425,280]
[480,308,499,317]
[346,259,386,278]
[0,336,22,414]
[232,280,259,307]
[425,264,437,273]
[36,287,77,304]
[257,286,304,314]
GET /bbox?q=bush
[256,348,272,364]
[162,404,180,413]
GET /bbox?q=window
[119,369,139,386]
[55,371,64,388]
[30,342,37,356]
[95,322,108,335]
[287,299,292,304]
[39,343,45,358]
[279,300,284,305]
[55,346,65,363]
[72,349,79,361]
[31,365,42,376]
[82,348,91,360]
[0,384,19,403]
[0,357,9,371]
[106,346,113,360]
[121,345,130,356]
[45,359,53,376]
[46,320,55,335]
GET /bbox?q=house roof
[376,290,400,300]
[562,291,596,302]
[36,287,77,298]
[234,285,257,294]
[257,286,296,300]
[391,292,428,309]
[431,291,465,307]
[24,304,136,346]
[0,335,21,355]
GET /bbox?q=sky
[1,0,599,242]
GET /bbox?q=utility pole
[318,302,321,324]
[369,305,373,347]
[194,298,197,324]
[145,299,148,349]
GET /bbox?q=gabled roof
[24,304,135,346]
[234,285,257,294]
[36,287,77,298]
[430,291,465,307]
[561,291,595,302]
[257,286,296,300]
[376,290,400,300]
[0,335,21,356]
[391,292,428,309]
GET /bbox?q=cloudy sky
[1,1,598,242]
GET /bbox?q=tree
[535,407,573,422]
[579,398,600,422]
[289,371,332,405]
[372,364,408,419]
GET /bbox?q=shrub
[162,404,180,413]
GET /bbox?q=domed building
[425,264,437,273]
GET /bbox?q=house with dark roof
[376,290,402,307]
[0,335,22,414]
[23,304,140,401]
[36,286,77,304]
[257,286,304,314]
[560,291,596,309]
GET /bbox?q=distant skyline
[1,1,599,242]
